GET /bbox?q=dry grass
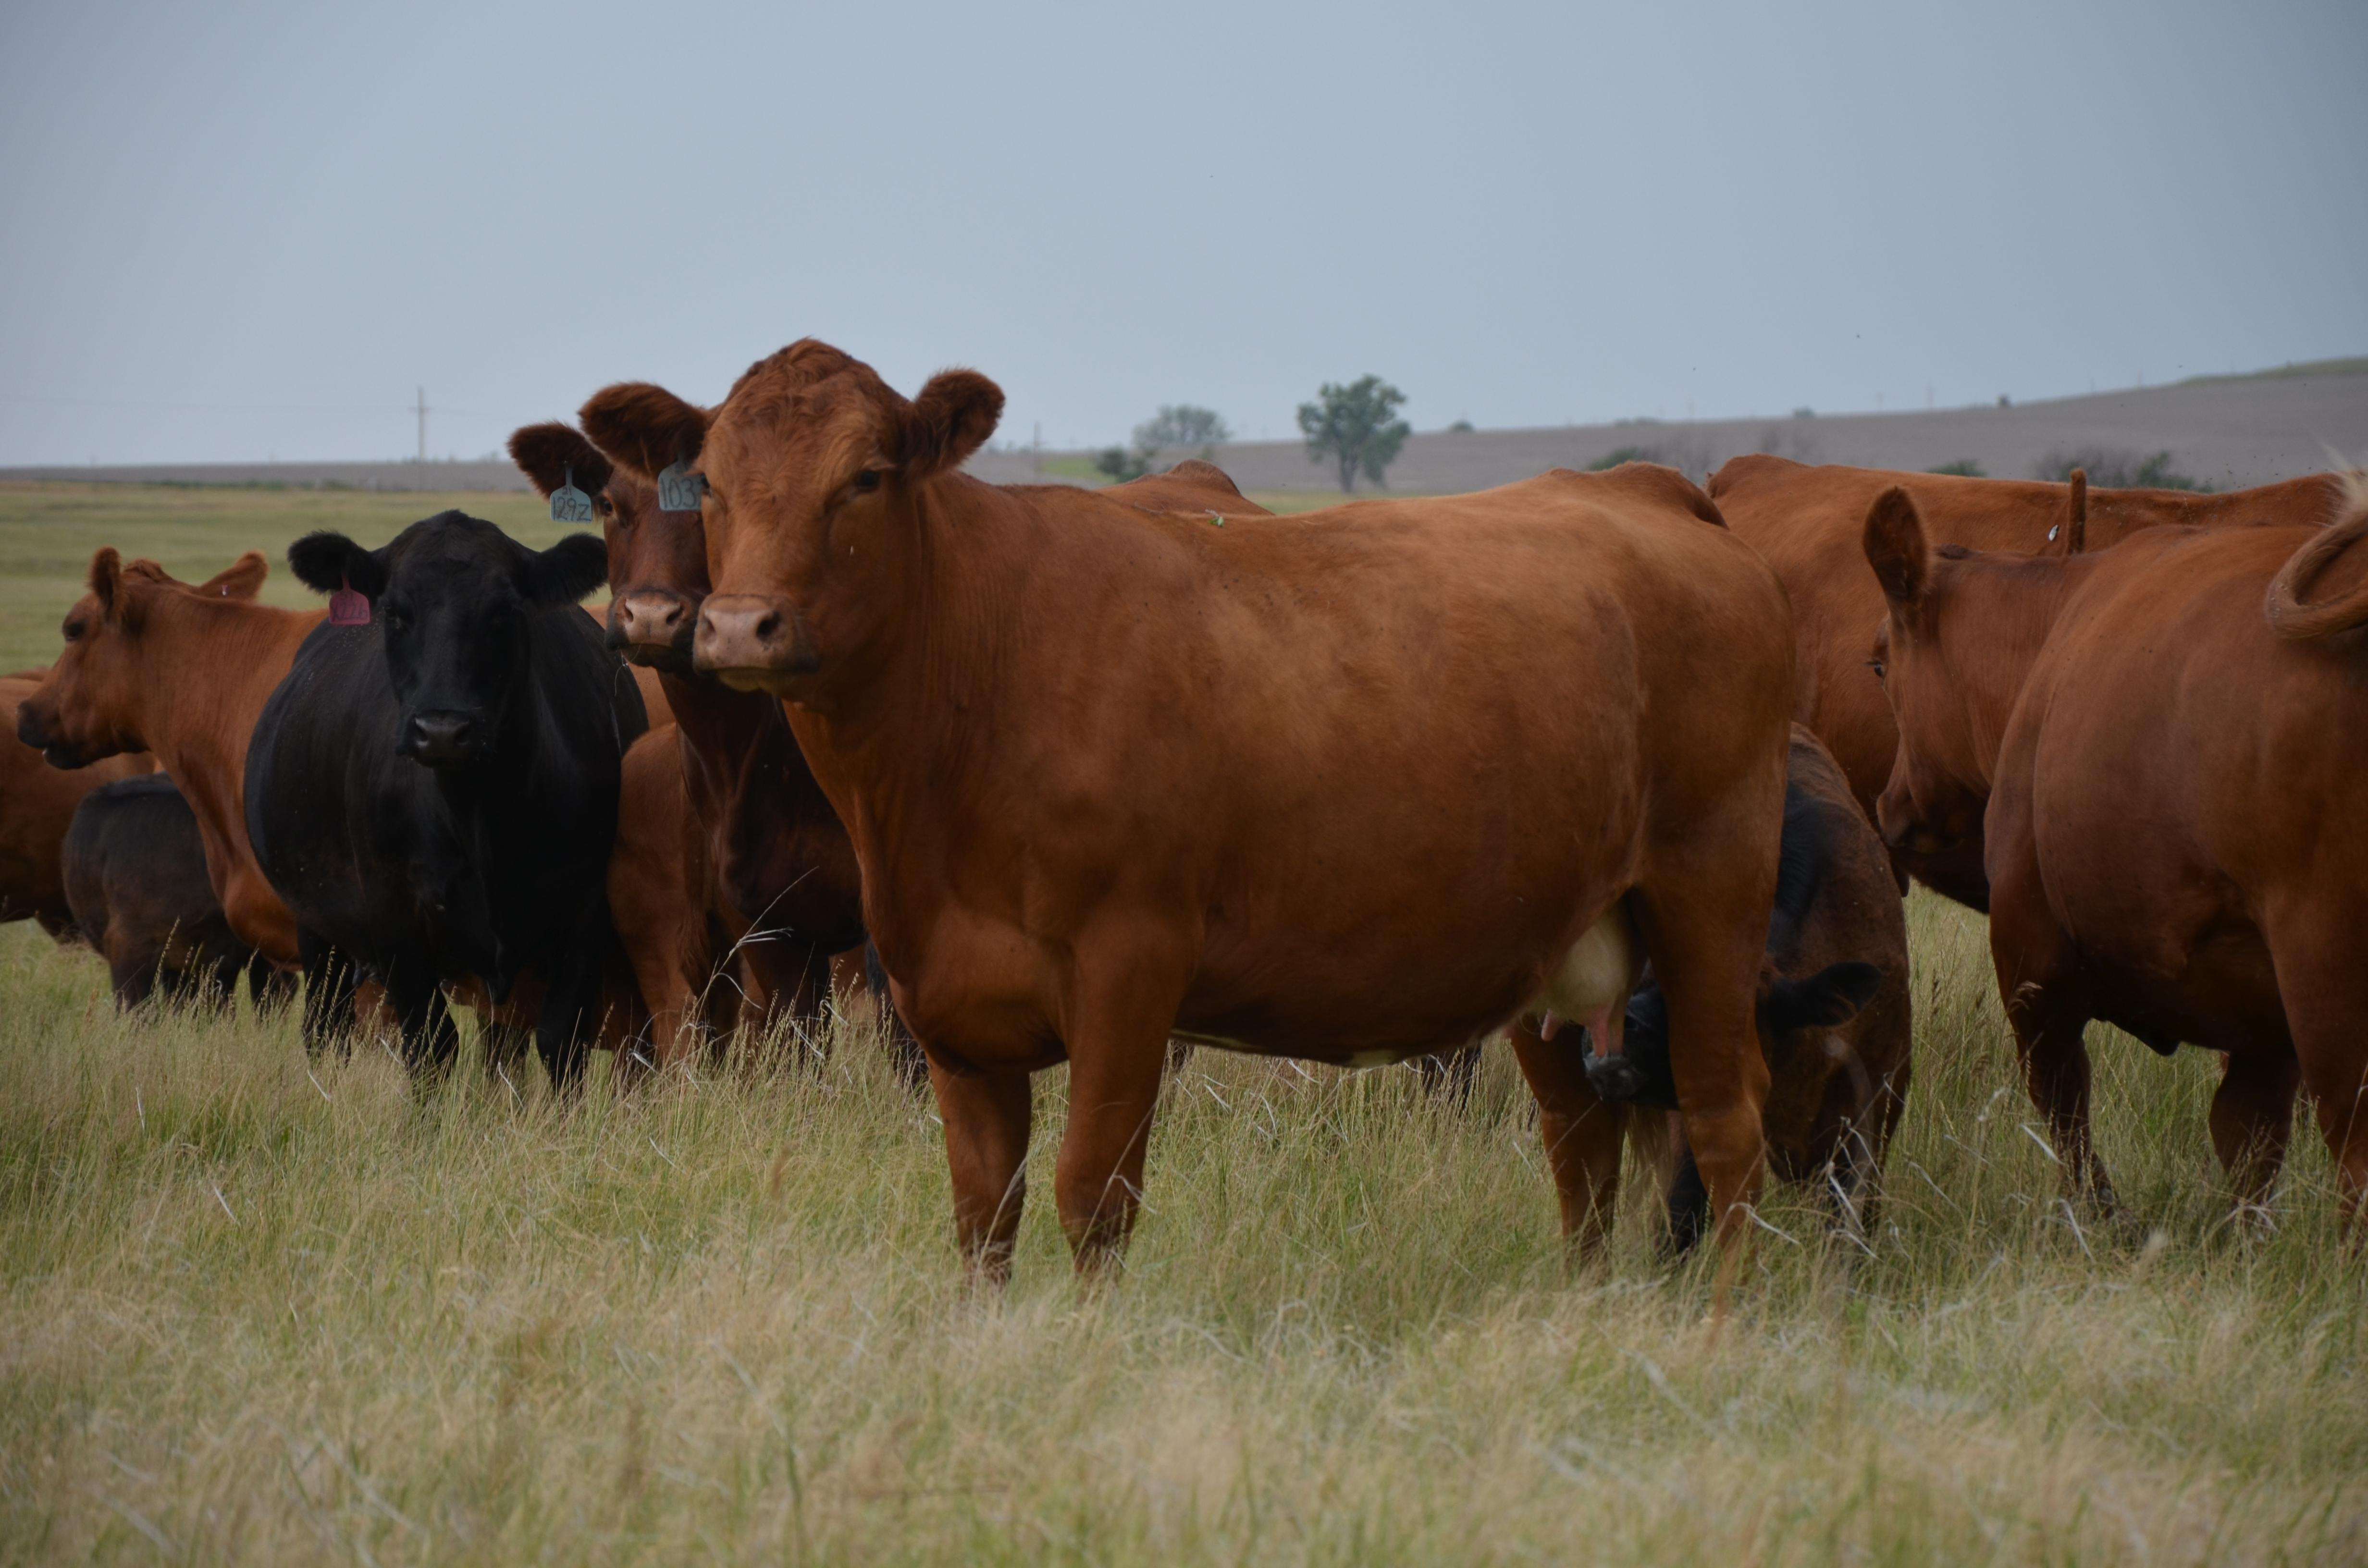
[0,893,2362,1565]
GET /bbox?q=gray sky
[3,0,2363,465]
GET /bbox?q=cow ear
[88,548,126,619]
[580,383,710,480]
[525,532,610,606]
[508,422,611,500]
[898,368,1003,479]
[2060,467,2088,557]
[287,531,386,600]
[197,551,270,600]
[1862,487,1931,608]
[1760,962,1885,1035]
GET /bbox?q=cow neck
[786,472,1045,905]
[1935,555,2090,790]
[128,591,323,908]
[654,667,809,824]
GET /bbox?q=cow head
[1861,487,1990,858]
[15,549,268,768]
[509,422,711,674]
[580,339,1003,701]
[288,512,608,769]
[1585,959,1885,1109]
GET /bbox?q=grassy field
[1,482,2364,1563]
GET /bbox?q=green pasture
[0,481,2362,1563]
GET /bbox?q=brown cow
[1711,454,2343,906]
[511,422,880,1072]
[1863,477,2368,1225]
[582,339,1796,1283]
[2,669,150,938]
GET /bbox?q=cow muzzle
[403,710,484,767]
[607,589,697,672]
[14,701,86,770]
[693,594,819,690]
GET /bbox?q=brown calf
[583,340,1796,1283]
[1864,478,2368,1225]
[1712,454,2342,907]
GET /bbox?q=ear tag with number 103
[328,575,371,626]
[549,464,595,525]
[657,459,706,513]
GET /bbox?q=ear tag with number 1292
[328,575,371,626]
[549,465,595,525]
[657,459,706,513]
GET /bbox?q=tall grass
[0,894,2361,1564]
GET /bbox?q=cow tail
[2264,469,2368,640]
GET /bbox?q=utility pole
[414,386,429,463]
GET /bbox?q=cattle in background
[517,421,963,1082]
[1583,727,1910,1252]
[2,668,151,940]
[64,773,288,1009]
[1709,455,2343,907]
[245,512,645,1086]
[583,340,1796,1283]
[1863,478,2368,1225]
[8,553,363,1039]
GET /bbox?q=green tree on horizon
[1297,376,1411,492]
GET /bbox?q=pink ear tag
[328,576,371,626]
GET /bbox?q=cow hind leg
[2209,1050,2300,1220]
[1510,1019,1628,1258]
[1988,863,2115,1210]
[1630,862,1778,1268]
[2264,914,2368,1237]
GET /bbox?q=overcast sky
[3,0,2362,465]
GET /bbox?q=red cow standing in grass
[583,339,1798,1282]
[1863,476,2368,1224]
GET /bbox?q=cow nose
[404,712,476,766]
[613,591,689,652]
[15,703,49,750]
[1582,1053,1648,1103]
[694,594,813,686]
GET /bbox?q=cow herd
[4,338,2364,1284]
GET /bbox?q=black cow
[64,773,289,1009]
[244,511,645,1085]
[1583,728,1912,1252]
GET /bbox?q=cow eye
[1866,658,1887,680]
[851,469,882,495]
[62,618,85,642]
[385,608,408,632]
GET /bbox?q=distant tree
[1927,459,1986,477]
[1092,445,1149,483]
[2033,447,2209,492]
[1447,417,1474,433]
[1133,405,1231,461]
[1297,376,1411,492]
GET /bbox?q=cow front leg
[298,930,358,1060]
[1052,949,1192,1275]
[932,1063,1034,1286]
[1510,1019,1628,1258]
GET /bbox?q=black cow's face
[1584,961,1884,1110]
[289,513,607,771]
